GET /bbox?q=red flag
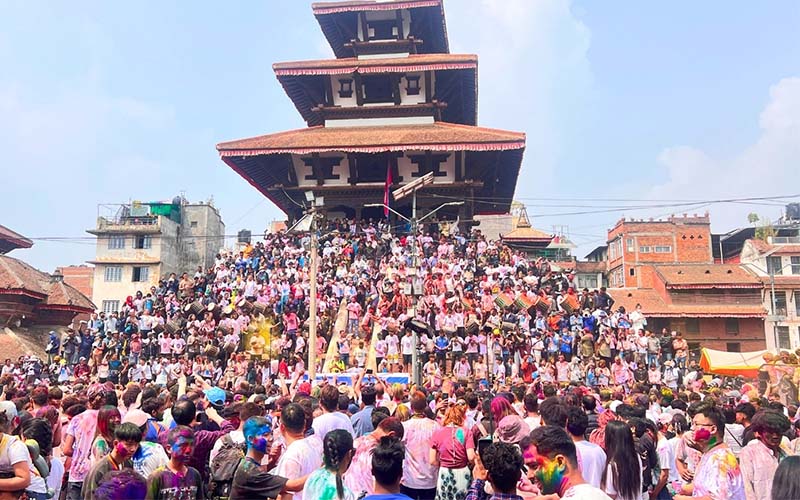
[383,163,393,217]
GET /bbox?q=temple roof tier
[313,0,448,58]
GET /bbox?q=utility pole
[411,189,420,386]
[309,207,318,379]
[770,270,778,351]
[365,174,461,387]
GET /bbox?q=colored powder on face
[115,442,129,457]
[171,437,194,462]
[535,456,567,495]
[694,428,711,442]
[251,436,269,454]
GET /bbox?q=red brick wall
[655,317,766,351]
[607,216,713,287]
[56,266,94,299]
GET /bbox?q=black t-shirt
[230,457,288,500]
[659,336,674,355]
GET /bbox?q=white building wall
[741,243,800,351]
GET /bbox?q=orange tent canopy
[699,348,768,379]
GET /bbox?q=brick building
[55,265,94,300]
[603,214,768,352]
[610,264,766,352]
[607,214,713,288]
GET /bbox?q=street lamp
[365,192,464,386]
[290,193,324,379]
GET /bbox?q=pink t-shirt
[431,425,474,468]
[66,409,99,482]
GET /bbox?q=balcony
[669,291,762,306]
[88,215,161,235]
[772,236,800,244]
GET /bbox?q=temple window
[405,76,421,96]
[338,79,353,98]
[362,75,394,104]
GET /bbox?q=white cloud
[649,77,800,229]
[447,0,592,191]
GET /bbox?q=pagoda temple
[217,0,526,224]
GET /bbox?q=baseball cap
[204,387,227,406]
[122,409,150,427]
[0,401,18,421]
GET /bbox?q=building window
[367,19,398,40]
[629,267,635,277]
[772,291,787,316]
[190,221,198,228]
[362,75,394,104]
[104,266,122,282]
[777,326,791,349]
[767,256,783,275]
[107,235,125,249]
[626,238,634,252]
[338,79,353,98]
[791,256,800,275]
[795,291,800,316]
[609,241,617,260]
[685,318,700,334]
[655,245,672,253]
[132,266,149,283]
[725,318,740,335]
[639,246,651,253]
[405,76,421,96]
[134,235,152,249]
[102,300,120,313]
[726,342,741,353]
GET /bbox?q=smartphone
[442,393,449,399]
[366,369,373,375]
[478,437,492,460]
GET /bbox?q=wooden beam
[286,155,298,186]
[454,151,463,182]
[389,153,400,184]
[324,76,334,107]
[393,74,402,105]
[359,12,369,41]
[424,71,432,103]
[312,153,324,186]
[354,72,364,106]
[347,154,357,185]
[396,10,404,40]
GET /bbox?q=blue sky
[1,0,798,271]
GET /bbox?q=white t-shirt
[401,335,414,355]
[575,440,607,489]
[47,456,65,499]
[656,436,675,482]
[0,433,32,477]
[312,411,355,441]
[563,483,613,499]
[274,436,323,500]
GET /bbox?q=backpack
[209,435,246,499]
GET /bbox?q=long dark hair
[773,456,800,500]
[322,429,354,500]
[602,420,641,500]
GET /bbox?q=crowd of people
[0,218,798,500]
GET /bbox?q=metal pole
[770,271,778,350]
[411,190,420,386]
[309,209,318,379]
